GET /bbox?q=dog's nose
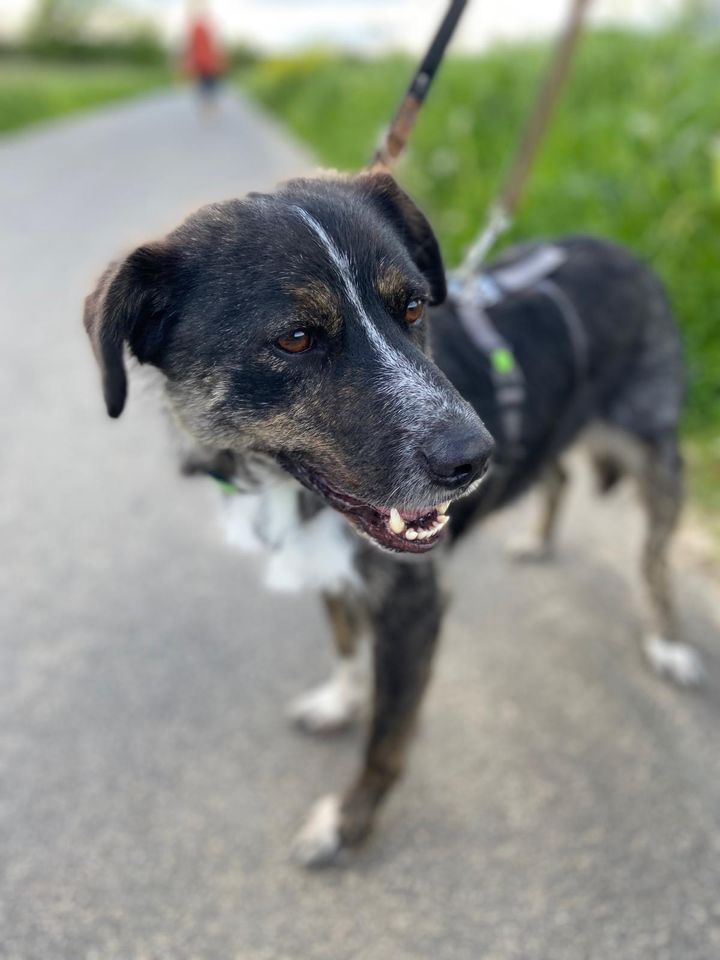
[422,425,495,490]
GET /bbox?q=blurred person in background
[183,0,226,109]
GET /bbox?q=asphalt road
[1,89,720,960]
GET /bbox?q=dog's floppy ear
[83,242,178,418]
[357,171,447,305]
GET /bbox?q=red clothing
[185,17,223,77]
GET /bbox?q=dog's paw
[506,535,555,564]
[643,635,705,687]
[287,669,365,735]
[291,794,344,868]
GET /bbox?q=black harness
[450,245,589,468]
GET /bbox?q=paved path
[1,90,719,960]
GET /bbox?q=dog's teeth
[405,528,419,541]
[389,508,407,534]
[437,501,451,514]
[436,514,450,529]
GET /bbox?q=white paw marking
[643,635,705,687]
[506,535,554,564]
[288,656,367,734]
[288,678,363,733]
[291,794,343,868]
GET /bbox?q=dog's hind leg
[638,434,704,686]
[287,593,369,734]
[292,559,442,867]
[507,460,568,562]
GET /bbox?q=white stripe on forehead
[289,204,470,425]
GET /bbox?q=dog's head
[84,171,493,553]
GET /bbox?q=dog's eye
[276,329,314,354]
[404,299,426,325]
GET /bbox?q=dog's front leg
[292,556,443,867]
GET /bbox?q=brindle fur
[341,548,444,848]
[84,171,693,866]
[323,592,365,659]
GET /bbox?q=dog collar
[210,474,240,495]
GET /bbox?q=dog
[84,170,700,867]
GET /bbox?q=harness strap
[481,245,587,382]
[454,280,527,458]
[491,245,567,298]
[533,278,589,384]
[451,247,588,462]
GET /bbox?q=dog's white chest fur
[218,479,360,594]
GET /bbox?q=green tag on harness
[491,347,515,374]
[213,476,238,495]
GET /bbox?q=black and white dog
[84,171,699,866]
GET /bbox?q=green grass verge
[242,30,720,519]
[687,432,720,537]
[0,59,170,135]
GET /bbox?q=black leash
[371,0,469,170]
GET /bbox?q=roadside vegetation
[0,0,172,134]
[0,0,261,136]
[243,29,720,512]
[0,58,169,134]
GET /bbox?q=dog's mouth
[279,456,453,554]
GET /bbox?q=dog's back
[431,235,685,517]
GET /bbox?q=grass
[0,58,170,135]
[242,30,720,512]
